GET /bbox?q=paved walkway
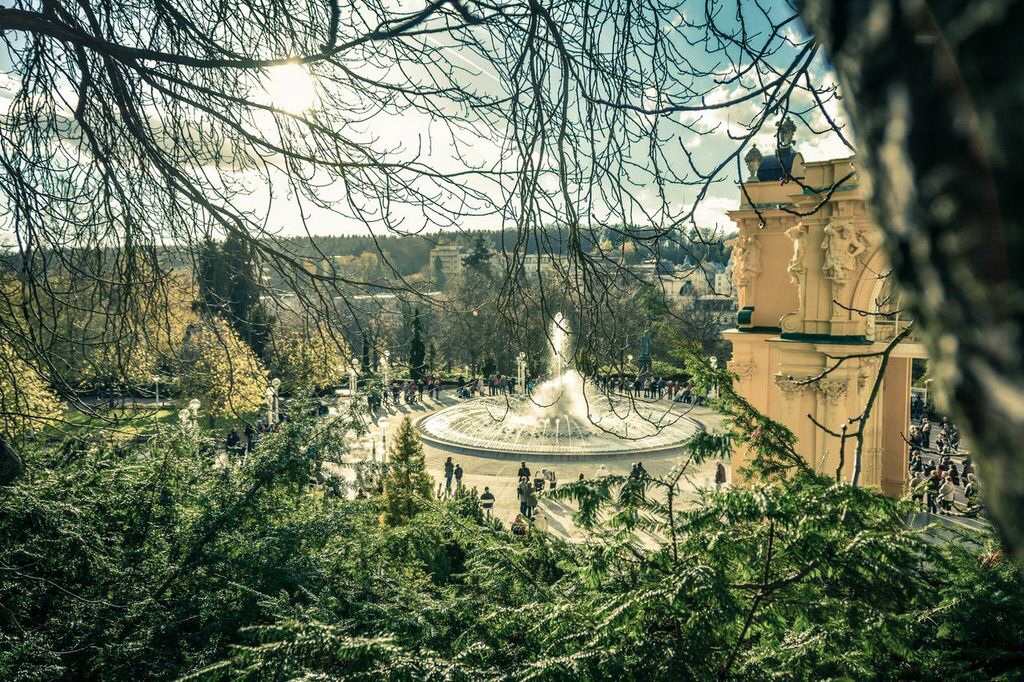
[327,390,729,541]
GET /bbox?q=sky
[0,0,854,246]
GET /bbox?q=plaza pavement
[336,390,729,541]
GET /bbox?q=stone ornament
[821,220,870,312]
[857,356,881,393]
[726,233,762,304]
[815,378,849,405]
[729,361,756,380]
[821,220,870,282]
[744,145,763,180]
[774,374,808,400]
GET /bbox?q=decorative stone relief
[774,374,808,401]
[726,233,762,304]
[857,357,881,393]
[815,378,849,405]
[729,361,756,381]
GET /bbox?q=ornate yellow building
[724,140,925,496]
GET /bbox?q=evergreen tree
[197,233,275,357]
[461,234,493,273]
[360,334,371,373]
[380,417,433,526]
[408,309,426,381]
[432,255,445,284]
[427,341,436,374]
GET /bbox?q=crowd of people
[595,374,705,404]
[906,415,981,516]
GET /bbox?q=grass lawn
[56,406,252,441]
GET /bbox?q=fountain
[416,314,700,459]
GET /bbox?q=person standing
[225,428,242,463]
[517,476,532,515]
[454,463,464,489]
[715,460,727,492]
[525,486,539,518]
[926,469,941,514]
[480,487,495,517]
[939,475,956,513]
[243,422,255,459]
[444,456,454,495]
[518,461,531,480]
[908,471,926,510]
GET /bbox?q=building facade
[724,149,925,496]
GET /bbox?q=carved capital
[815,378,849,405]
[774,374,809,400]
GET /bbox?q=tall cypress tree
[409,308,426,381]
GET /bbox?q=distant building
[430,244,466,281]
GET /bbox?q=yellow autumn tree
[269,326,350,392]
[0,341,62,437]
[177,317,267,418]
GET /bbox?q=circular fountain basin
[416,393,701,460]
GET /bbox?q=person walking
[480,486,495,517]
[443,456,454,495]
[454,463,464,489]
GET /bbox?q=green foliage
[0,340,61,438]
[380,417,433,526]
[197,233,274,357]
[177,317,268,417]
[1,347,1021,681]
[461,234,493,273]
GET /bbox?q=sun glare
[263,63,317,114]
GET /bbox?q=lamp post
[267,378,281,425]
[153,375,160,407]
[378,417,390,463]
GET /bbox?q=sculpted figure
[727,233,762,301]
[821,220,867,281]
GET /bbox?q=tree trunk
[801,0,1024,562]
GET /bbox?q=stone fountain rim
[414,401,705,461]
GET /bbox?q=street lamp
[267,378,281,424]
[152,375,160,406]
[188,398,201,417]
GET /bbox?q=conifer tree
[380,417,432,526]
[409,309,426,381]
